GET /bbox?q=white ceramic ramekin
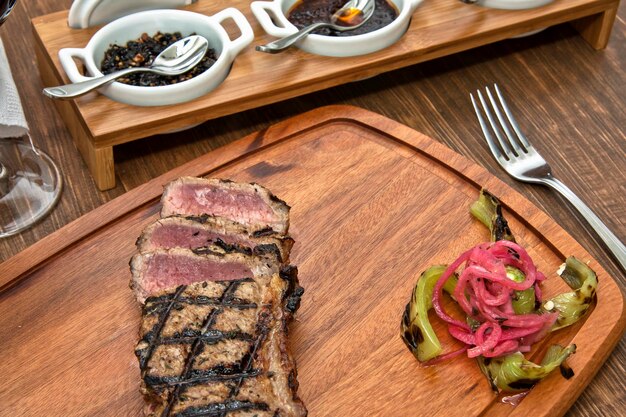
[58,8,253,106]
[477,0,553,10]
[67,0,197,29]
[251,0,424,57]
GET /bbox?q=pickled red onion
[432,240,555,359]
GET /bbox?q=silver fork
[471,84,626,272]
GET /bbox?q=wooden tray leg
[570,3,619,50]
[76,137,115,191]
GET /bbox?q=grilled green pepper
[401,189,595,394]
[543,256,598,331]
[477,344,576,392]
[470,189,516,242]
[401,265,457,362]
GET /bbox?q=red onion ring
[431,240,550,361]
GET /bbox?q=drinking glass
[0,0,63,237]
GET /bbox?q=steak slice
[135,276,306,416]
[136,215,295,263]
[160,178,291,234]
[130,244,283,304]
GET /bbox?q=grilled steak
[136,274,306,417]
[136,215,294,263]
[160,177,291,234]
[132,178,306,416]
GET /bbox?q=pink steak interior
[143,252,253,295]
[168,184,277,226]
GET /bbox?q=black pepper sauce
[100,32,217,87]
[287,0,399,37]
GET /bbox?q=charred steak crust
[280,265,304,317]
[192,241,284,265]
[136,215,295,263]
[136,278,306,417]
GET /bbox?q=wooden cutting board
[0,106,624,417]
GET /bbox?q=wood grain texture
[30,0,620,189]
[0,0,624,415]
[0,106,623,417]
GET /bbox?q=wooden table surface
[1,0,624,416]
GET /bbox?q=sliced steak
[135,276,306,416]
[133,178,305,416]
[136,215,294,263]
[160,178,291,234]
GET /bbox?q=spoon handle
[256,22,328,53]
[42,67,145,100]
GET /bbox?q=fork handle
[543,177,626,272]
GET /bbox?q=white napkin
[0,38,28,139]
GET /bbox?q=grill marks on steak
[136,277,306,417]
[136,215,294,263]
[161,178,291,234]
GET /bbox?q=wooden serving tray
[32,0,620,190]
[1,106,624,416]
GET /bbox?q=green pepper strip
[477,344,576,392]
[469,189,516,243]
[401,265,457,362]
[506,266,536,315]
[543,256,598,331]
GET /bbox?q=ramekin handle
[58,48,93,83]
[212,8,255,56]
[250,1,294,37]
[409,0,425,11]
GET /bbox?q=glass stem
[0,161,8,196]
[26,133,41,156]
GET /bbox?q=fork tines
[470,84,534,162]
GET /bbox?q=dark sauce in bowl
[287,0,399,37]
[100,32,217,87]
